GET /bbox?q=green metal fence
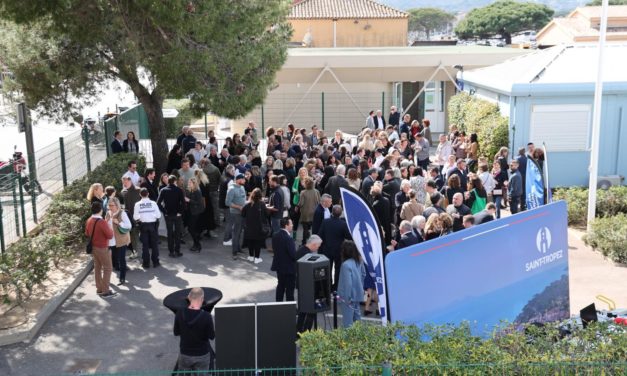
[0,127,108,253]
[70,362,627,376]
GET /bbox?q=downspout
[333,19,337,47]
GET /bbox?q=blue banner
[385,201,570,336]
[526,158,545,210]
[340,187,388,325]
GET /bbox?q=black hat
[235,173,245,180]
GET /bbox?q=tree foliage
[0,1,292,173]
[587,0,627,5]
[407,7,455,40]
[455,1,554,44]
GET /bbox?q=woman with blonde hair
[105,197,131,285]
[358,134,375,152]
[424,213,443,241]
[195,169,215,236]
[185,177,205,252]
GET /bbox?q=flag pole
[587,0,609,232]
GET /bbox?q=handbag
[259,205,272,238]
[493,189,503,196]
[86,218,100,254]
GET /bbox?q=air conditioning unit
[597,175,625,189]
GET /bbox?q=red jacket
[85,216,113,249]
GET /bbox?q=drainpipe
[333,19,337,47]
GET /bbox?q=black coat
[446,167,468,193]
[388,112,400,126]
[110,139,124,154]
[446,204,471,232]
[383,179,400,214]
[271,230,296,275]
[318,217,351,259]
[242,201,267,240]
[324,175,349,205]
[312,204,327,235]
[473,209,495,225]
[372,194,391,245]
[141,179,159,201]
[397,231,421,250]
[123,139,139,153]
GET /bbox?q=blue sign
[385,201,570,335]
[526,158,545,210]
[340,187,388,325]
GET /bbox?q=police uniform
[134,198,162,267]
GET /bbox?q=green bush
[585,213,627,264]
[0,153,145,303]
[553,186,627,226]
[447,92,510,160]
[298,322,627,374]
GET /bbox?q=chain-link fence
[0,127,107,253]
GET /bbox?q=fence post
[204,112,208,139]
[18,175,27,237]
[59,137,68,187]
[0,197,4,253]
[104,120,110,158]
[84,127,92,173]
[261,105,265,138]
[321,92,325,131]
[381,91,385,113]
[12,176,20,237]
[30,176,37,224]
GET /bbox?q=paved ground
[1,221,626,375]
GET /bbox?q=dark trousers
[140,222,159,265]
[165,215,182,254]
[188,213,201,249]
[418,158,430,170]
[114,245,127,281]
[332,255,341,290]
[247,238,264,258]
[510,195,522,215]
[301,222,312,245]
[276,273,295,302]
[296,312,316,333]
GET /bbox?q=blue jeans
[340,300,361,328]
[114,245,127,281]
[223,209,233,242]
[271,217,281,235]
[494,196,503,218]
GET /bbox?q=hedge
[447,92,509,161]
[298,321,627,375]
[553,186,627,227]
[0,153,145,303]
[585,213,627,264]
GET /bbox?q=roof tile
[289,0,408,20]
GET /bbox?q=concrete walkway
[1,225,625,375]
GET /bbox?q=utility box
[297,253,331,314]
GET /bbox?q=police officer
[134,188,162,268]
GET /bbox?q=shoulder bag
[86,218,100,254]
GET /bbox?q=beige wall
[290,18,408,47]
[232,82,393,136]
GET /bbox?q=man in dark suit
[318,205,352,288]
[382,169,400,217]
[390,220,420,252]
[446,192,471,232]
[388,106,400,127]
[515,147,528,210]
[271,218,296,302]
[373,110,386,130]
[110,130,124,154]
[308,125,319,147]
[312,194,332,235]
[361,168,378,198]
[446,159,468,193]
[324,165,349,205]
[473,203,496,225]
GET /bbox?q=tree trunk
[139,93,169,174]
[504,33,512,45]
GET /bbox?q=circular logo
[536,227,552,253]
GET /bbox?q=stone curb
[0,260,93,347]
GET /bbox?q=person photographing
[173,287,215,373]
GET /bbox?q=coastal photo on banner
[385,201,570,336]
[340,187,388,325]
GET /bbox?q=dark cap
[235,173,245,180]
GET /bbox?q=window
[529,104,591,152]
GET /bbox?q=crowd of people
[86,111,544,369]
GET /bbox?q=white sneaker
[254,258,263,264]
[247,256,254,262]
[223,240,232,246]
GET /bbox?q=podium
[297,254,331,314]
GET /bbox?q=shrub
[0,153,146,304]
[447,92,510,160]
[298,321,627,374]
[584,213,627,264]
[553,186,627,226]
